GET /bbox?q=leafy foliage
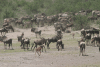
[0,0,100,29]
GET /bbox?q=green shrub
[73,15,90,30]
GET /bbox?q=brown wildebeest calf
[35,45,46,56]
[70,33,75,39]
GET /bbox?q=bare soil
[0,26,100,67]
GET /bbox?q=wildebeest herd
[1,9,100,56]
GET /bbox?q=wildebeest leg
[82,51,83,56]
[56,43,58,49]
[47,42,50,49]
[33,45,37,52]
[39,51,41,56]
[31,43,34,50]
[37,51,40,56]
[60,45,62,51]
[23,44,25,51]
[29,43,30,47]
[83,48,85,55]
[5,44,7,49]
[58,45,59,51]
[9,44,10,49]
[79,48,82,56]
[11,43,13,49]
[43,46,46,52]
[4,43,6,49]
[99,47,100,52]
[42,47,43,52]
[27,44,29,50]
[39,34,41,38]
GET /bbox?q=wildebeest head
[17,33,24,42]
[0,36,7,42]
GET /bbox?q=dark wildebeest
[17,33,24,41]
[31,29,41,38]
[4,25,14,32]
[56,39,64,51]
[3,38,13,50]
[21,38,30,51]
[85,29,99,37]
[35,45,46,56]
[31,27,37,32]
[78,40,85,56]
[31,37,47,52]
[88,16,97,21]
[3,22,9,27]
[85,33,91,46]
[24,20,33,28]
[17,33,24,47]
[81,28,86,37]
[47,35,62,49]
[91,36,100,49]
[15,19,24,27]
[31,27,41,38]
[0,28,8,36]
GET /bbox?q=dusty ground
[0,26,100,67]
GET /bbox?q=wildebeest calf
[35,45,46,56]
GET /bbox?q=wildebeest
[66,23,74,28]
[0,28,8,36]
[47,35,62,49]
[78,40,85,56]
[17,33,24,41]
[20,16,32,20]
[17,33,24,47]
[57,29,63,37]
[31,37,47,52]
[85,33,91,46]
[92,10,100,16]
[4,25,14,32]
[81,28,99,38]
[56,39,64,51]
[54,22,62,31]
[91,36,100,47]
[15,19,24,27]
[31,27,37,32]
[24,21,33,28]
[31,29,41,38]
[21,38,30,51]
[35,30,41,38]
[3,22,9,27]
[35,45,46,56]
[91,36,100,51]
[88,16,97,21]
[3,38,13,50]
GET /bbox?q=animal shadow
[82,54,89,56]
